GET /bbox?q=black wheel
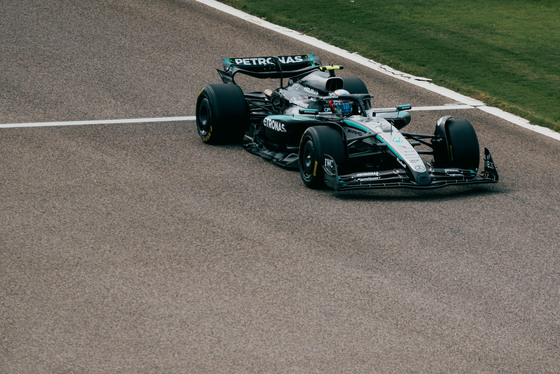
[343,77,371,110]
[299,126,345,189]
[343,77,369,94]
[195,84,249,144]
[433,117,480,170]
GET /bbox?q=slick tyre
[433,117,480,170]
[343,77,369,94]
[343,77,370,109]
[196,84,249,144]
[299,126,345,189]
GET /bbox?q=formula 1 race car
[195,54,498,190]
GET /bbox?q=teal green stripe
[376,136,404,161]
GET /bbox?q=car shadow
[332,184,503,202]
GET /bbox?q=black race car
[195,54,498,190]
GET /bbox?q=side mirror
[397,104,412,111]
[299,108,319,115]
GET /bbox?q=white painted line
[372,104,475,112]
[197,0,560,141]
[409,104,477,112]
[0,116,195,129]
[1,106,482,129]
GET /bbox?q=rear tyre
[196,84,249,144]
[299,126,345,189]
[343,77,369,94]
[343,77,371,110]
[433,117,480,170]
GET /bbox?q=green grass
[219,0,560,132]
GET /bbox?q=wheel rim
[301,139,316,181]
[197,98,211,137]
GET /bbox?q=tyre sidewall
[434,118,480,170]
[447,119,480,170]
[299,126,345,189]
[196,84,248,144]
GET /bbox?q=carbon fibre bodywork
[197,55,498,190]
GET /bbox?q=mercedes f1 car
[195,54,498,191]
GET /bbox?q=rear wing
[218,55,322,84]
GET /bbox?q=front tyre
[433,117,480,170]
[196,84,249,144]
[299,126,345,189]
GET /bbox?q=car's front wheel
[433,117,480,170]
[299,126,345,189]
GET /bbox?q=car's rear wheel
[299,126,345,189]
[343,77,370,110]
[343,77,368,94]
[196,84,249,144]
[433,117,480,170]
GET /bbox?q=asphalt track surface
[1,1,559,373]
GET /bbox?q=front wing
[324,148,499,191]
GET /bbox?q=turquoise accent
[376,136,404,161]
[343,119,370,133]
[268,115,310,121]
[299,109,319,114]
[397,104,412,111]
[223,58,234,70]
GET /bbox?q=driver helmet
[329,89,352,115]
